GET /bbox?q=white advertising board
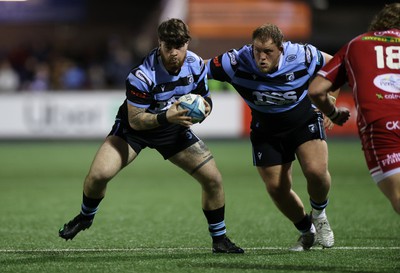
[0,92,243,139]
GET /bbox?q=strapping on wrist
[327,107,339,121]
[328,95,336,104]
[156,112,169,125]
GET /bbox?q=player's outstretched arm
[309,75,350,126]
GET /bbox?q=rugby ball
[178,94,206,123]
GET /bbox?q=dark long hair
[368,3,400,31]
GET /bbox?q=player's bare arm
[316,52,341,129]
[308,75,350,126]
[127,103,193,130]
[127,104,160,130]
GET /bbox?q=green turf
[0,139,399,273]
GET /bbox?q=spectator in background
[0,59,19,92]
[87,63,106,90]
[28,62,50,92]
[60,58,87,90]
[104,37,137,89]
[308,3,400,214]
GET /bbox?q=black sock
[203,206,226,242]
[80,193,103,219]
[294,214,312,233]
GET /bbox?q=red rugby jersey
[318,29,400,131]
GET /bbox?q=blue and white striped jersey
[207,41,324,114]
[125,48,209,114]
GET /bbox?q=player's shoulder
[235,44,252,58]
[284,41,318,54]
[231,44,253,67]
[185,50,204,66]
[283,41,322,66]
[185,50,206,75]
[126,50,157,88]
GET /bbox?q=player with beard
[59,18,244,254]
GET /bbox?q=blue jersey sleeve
[207,48,241,83]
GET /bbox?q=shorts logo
[381,152,400,166]
[186,131,193,139]
[257,152,262,160]
[308,124,316,133]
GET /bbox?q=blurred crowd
[0,37,144,93]
[0,37,235,93]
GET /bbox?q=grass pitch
[0,139,399,273]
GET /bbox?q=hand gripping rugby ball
[178,94,206,123]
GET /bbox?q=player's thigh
[88,135,138,179]
[296,139,328,174]
[257,163,292,191]
[378,173,400,202]
[169,140,221,182]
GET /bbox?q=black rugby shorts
[108,118,200,159]
[250,111,326,166]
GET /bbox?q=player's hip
[360,118,400,182]
[108,118,200,159]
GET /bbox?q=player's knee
[85,170,113,186]
[201,174,223,193]
[303,165,329,183]
[266,183,289,199]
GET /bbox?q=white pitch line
[0,246,399,253]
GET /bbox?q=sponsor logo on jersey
[186,56,196,63]
[386,121,400,130]
[305,46,312,64]
[130,90,148,99]
[286,54,297,62]
[134,69,152,86]
[227,51,237,65]
[373,73,400,93]
[252,90,297,105]
[381,152,400,167]
[374,30,400,37]
[212,56,221,67]
[363,36,400,43]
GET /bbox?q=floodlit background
[0,2,399,273]
[0,0,394,139]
